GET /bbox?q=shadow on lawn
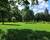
[0,29,50,40]
[1,24,21,26]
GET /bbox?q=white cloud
[38,0,44,3]
[38,1,48,9]
[29,0,48,14]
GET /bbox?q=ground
[0,22,50,32]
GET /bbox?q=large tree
[0,0,10,24]
[44,8,49,21]
[18,0,38,22]
[9,0,22,22]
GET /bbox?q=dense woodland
[0,0,49,24]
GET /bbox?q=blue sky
[48,0,50,11]
[29,0,48,14]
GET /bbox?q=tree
[44,8,49,21]
[31,0,38,5]
[21,6,29,22]
[13,9,22,22]
[8,0,19,22]
[44,0,48,2]
[34,12,45,22]
[34,13,41,22]
[18,0,30,22]
[18,0,37,22]
[34,8,49,22]
[0,0,10,24]
[24,9,34,22]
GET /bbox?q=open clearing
[0,22,50,32]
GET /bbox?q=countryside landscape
[0,0,50,40]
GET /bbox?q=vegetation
[0,0,49,24]
[0,22,49,32]
[0,29,50,40]
[0,0,49,40]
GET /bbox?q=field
[0,22,50,32]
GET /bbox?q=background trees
[18,0,37,22]
[0,0,49,22]
[24,9,34,22]
[0,0,10,24]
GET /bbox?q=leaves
[23,0,30,5]
[44,0,48,2]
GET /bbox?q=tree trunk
[2,13,4,25]
[2,17,4,25]
[22,16,24,22]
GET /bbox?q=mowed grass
[0,22,50,32]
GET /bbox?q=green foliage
[0,0,49,23]
[23,0,30,5]
[0,29,50,40]
[0,0,10,11]
[24,10,34,21]
[44,0,48,2]
[0,0,10,24]
[31,0,38,5]
[34,8,50,22]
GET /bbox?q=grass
[0,22,50,32]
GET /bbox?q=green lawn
[0,22,50,32]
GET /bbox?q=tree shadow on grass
[1,24,21,26]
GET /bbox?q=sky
[18,0,48,14]
[48,0,50,11]
[29,0,48,14]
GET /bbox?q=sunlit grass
[0,22,50,32]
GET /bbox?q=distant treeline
[0,0,49,23]
[0,8,50,22]
[0,29,50,40]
